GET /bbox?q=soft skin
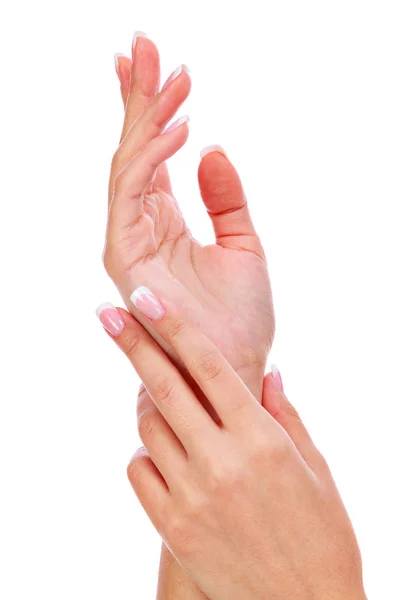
[97,304,366,600]
[106,35,275,405]
[108,34,275,599]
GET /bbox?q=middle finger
[110,64,191,205]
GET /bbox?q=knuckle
[126,449,147,482]
[165,318,190,341]
[123,331,142,358]
[137,411,157,442]
[204,455,244,495]
[165,515,194,558]
[152,378,177,409]
[136,393,150,418]
[195,350,224,382]
[137,383,147,402]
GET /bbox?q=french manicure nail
[164,114,190,134]
[132,31,147,56]
[271,364,284,393]
[200,144,227,159]
[161,64,190,92]
[114,53,124,76]
[130,286,165,321]
[96,302,125,336]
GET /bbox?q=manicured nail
[164,115,190,134]
[96,302,125,337]
[200,144,227,159]
[161,64,190,92]
[271,364,284,392]
[114,53,124,77]
[130,286,165,321]
[132,31,147,56]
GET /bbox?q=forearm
[157,544,208,600]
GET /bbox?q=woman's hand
[96,301,366,600]
[105,34,274,403]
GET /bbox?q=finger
[114,53,131,108]
[137,385,188,488]
[108,116,189,233]
[111,65,191,205]
[111,34,171,198]
[121,33,159,142]
[262,367,327,474]
[198,147,264,258]
[128,287,271,431]
[96,303,219,453]
[126,33,172,193]
[127,446,171,533]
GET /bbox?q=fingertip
[200,144,228,160]
[262,370,284,416]
[114,53,124,77]
[130,34,160,96]
[96,302,125,337]
[271,364,284,393]
[163,114,190,135]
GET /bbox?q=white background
[1,1,399,598]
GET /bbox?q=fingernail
[132,31,147,57]
[96,302,125,337]
[164,114,190,134]
[161,64,190,92]
[200,144,227,159]
[271,364,284,393]
[130,286,165,321]
[114,53,124,77]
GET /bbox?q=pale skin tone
[106,34,275,402]
[98,305,366,600]
[105,34,365,598]
[107,33,274,598]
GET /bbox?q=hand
[105,34,274,402]
[96,302,366,600]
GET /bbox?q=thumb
[198,147,264,258]
[262,366,326,474]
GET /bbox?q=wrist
[236,362,265,403]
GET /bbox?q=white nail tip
[95,302,115,318]
[172,64,190,81]
[200,144,227,159]
[114,53,123,70]
[174,115,190,128]
[130,286,151,304]
[172,65,183,79]
[132,31,147,50]
[271,364,279,378]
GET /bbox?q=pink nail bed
[96,302,125,336]
[130,286,165,321]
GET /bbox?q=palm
[113,186,274,390]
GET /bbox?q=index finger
[129,286,268,429]
[97,303,219,454]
